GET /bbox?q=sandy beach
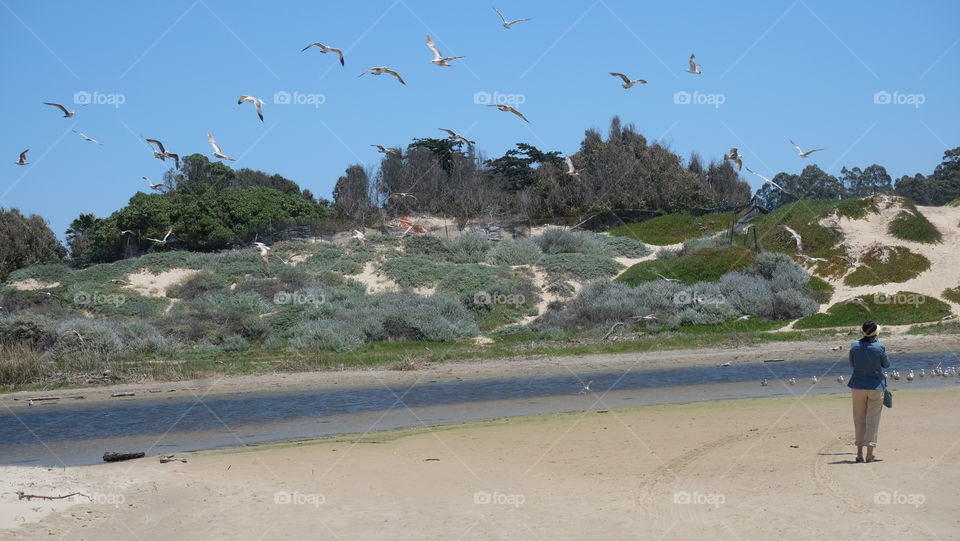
[1,386,957,540]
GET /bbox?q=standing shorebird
[685,54,702,74]
[788,377,797,386]
[300,42,345,65]
[811,375,819,384]
[837,375,845,384]
[906,370,915,382]
[761,378,769,386]
[609,72,647,89]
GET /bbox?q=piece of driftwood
[159,454,187,464]
[103,451,145,462]
[16,491,89,501]
[110,392,135,397]
[762,359,786,363]
[25,396,61,402]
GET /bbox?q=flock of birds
[758,362,960,388]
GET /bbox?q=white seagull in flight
[145,138,180,169]
[488,103,529,122]
[142,177,164,191]
[359,67,406,85]
[723,148,742,171]
[564,156,579,176]
[438,128,475,145]
[253,241,271,264]
[493,7,530,29]
[745,167,790,194]
[146,228,173,245]
[71,130,102,145]
[425,34,464,66]
[781,225,803,251]
[686,54,702,74]
[207,132,237,161]
[609,72,647,88]
[15,149,29,165]
[43,102,86,118]
[372,145,401,157]
[300,42,345,66]
[237,95,264,121]
[790,139,823,158]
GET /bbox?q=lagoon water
[1,352,956,466]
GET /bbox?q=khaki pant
[852,389,884,447]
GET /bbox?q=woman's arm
[879,345,890,368]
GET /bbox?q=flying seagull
[142,176,164,191]
[493,7,530,29]
[686,54,702,74]
[801,254,828,264]
[237,95,264,121]
[789,139,823,158]
[359,67,405,85]
[745,167,791,194]
[15,149,29,165]
[723,148,742,171]
[351,229,366,244]
[572,380,593,394]
[488,103,529,122]
[631,314,658,322]
[564,156,579,176]
[736,315,751,321]
[781,225,803,251]
[145,138,180,169]
[844,297,872,313]
[609,72,647,88]
[425,34,463,66]
[71,130,102,145]
[146,228,173,245]
[207,132,237,161]
[390,192,417,200]
[253,241,271,264]
[43,102,85,118]
[300,42,344,66]
[371,144,401,157]
[654,272,681,283]
[438,128,475,145]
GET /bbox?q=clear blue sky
[2,0,958,239]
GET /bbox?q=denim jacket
[847,338,890,390]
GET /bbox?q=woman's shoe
[855,456,864,463]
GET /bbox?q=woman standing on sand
[847,320,890,463]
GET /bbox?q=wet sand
[1,387,957,540]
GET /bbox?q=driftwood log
[110,392,135,397]
[103,451,145,462]
[16,491,89,501]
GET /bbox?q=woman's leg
[864,389,884,461]
[852,390,868,451]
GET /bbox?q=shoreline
[1,386,957,539]
[3,333,958,409]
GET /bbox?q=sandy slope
[124,269,198,298]
[818,199,960,314]
[2,388,957,540]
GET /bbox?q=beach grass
[606,212,737,245]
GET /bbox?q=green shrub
[794,291,951,328]
[807,276,835,304]
[167,271,228,299]
[843,246,931,286]
[0,344,52,386]
[7,264,72,285]
[942,285,960,304]
[607,212,736,245]
[0,314,55,349]
[597,235,651,258]
[835,198,880,220]
[379,256,451,288]
[403,235,448,257]
[533,228,611,256]
[887,201,942,243]
[539,253,623,280]
[488,239,543,265]
[617,247,752,286]
[446,233,492,264]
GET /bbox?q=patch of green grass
[607,212,736,245]
[835,198,880,220]
[676,319,788,333]
[794,291,951,329]
[538,253,624,280]
[906,321,960,335]
[843,246,931,286]
[379,255,451,288]
[616,246,753,285]
[807,275,835,304]
[942,285,960,304]
[6,264,72,285]
[887,200,942,244]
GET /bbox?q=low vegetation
[887,199,942,243]
[616,246,753,285]
[607,212,736,245]
[793,291,951,329]
[843,246,931,286]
